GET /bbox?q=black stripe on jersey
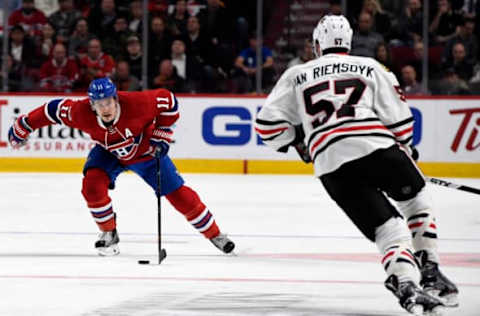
[311,133,396,161]
[398,136,413,145]
[386,117,414,129]
[407,213,429,221]
[385,245,400,251]
[307,117,381,146]
[255,118,291,126]
[397,258,416,267]
[423,232,438,239]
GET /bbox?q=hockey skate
[210,233,235,254]
[95,229,120,256]
[416,250,459,307]
[385,274,444,315]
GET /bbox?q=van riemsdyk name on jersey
[293,63,374,87]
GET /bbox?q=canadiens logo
[107,134,142,160]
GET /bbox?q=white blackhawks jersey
[255,53,414,177]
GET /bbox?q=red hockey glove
[8,115,33,148]
[150,128,173,157]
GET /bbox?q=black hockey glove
[292,125,311,164]
[410,145,419,162]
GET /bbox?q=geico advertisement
[0,95,479,161]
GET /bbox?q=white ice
[0,173,479,316]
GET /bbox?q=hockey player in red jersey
[256,15,458,314]
[8,77,235,256]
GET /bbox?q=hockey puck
[138,260,150,264]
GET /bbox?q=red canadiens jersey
[26,89,179,164]
[39,58,79,92]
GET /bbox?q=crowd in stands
[1,0,480,95]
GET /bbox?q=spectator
[8,0,47,37]
[429,0,464,44]
[443,18,478,65]
[34,0,59,16]
[443,42,474,81]
[351,12,384,57]
[151,59,186,92]
[39,43,79,92]
[128,0,144,34]
[374,42,394,71]
[125,35,143,83]
[436,67,471,94]
[168,0,190,36]
[87,0,118,40]
[148,0,169,17]
[360,0,391,39]
[68,17,95,60]
[287,39,314,68]
[170,38,205,92]
[401,65,428,95]
[148,16,173,74]
[111,60,141,91]
[8,25,40,69]
[183,16,212,65]
[48,0,82,44]
[408,41,442,82]
[102,16,135,60]
[77,38,115,89]
[326,0,343,16]
[35,21,57,63]
[390,0,423,46]
[233,33,275,93]
[0,54,23,91]
[197,0,230,47]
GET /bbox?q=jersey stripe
[307,117,380,145]
[44,99,63,124]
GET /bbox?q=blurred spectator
[68,17,95,60]
[111,60,141,91]
[360,0,391,39]
[197,0,230,47]
[87,0,117,40]
[429,0,464,44]
[49,0,82,44]
[326,0,343,16]
[0,54,23,91]
[401,65,428,95]
[287,39,314,68]
[443,18,478,65]
[390,0,423,46]
[436,67,471,94]
[168,0,190,36]
[77,38,115,89]
[8,25,40,69]
[183,16,211,64]
[148,16,173,73]
[170,38,204,92]
[35,22,57,63]
[102,16,135,60]
[125,35,143,83]
[151,59,186,92]
[233,33,275,93]
[148,0,169,17]
[8,0,47,37]
[128,0,144,34]
[443,42,474,81]
[460,0,480,18]
[39,43,79,92]
[374,42,394,70]
[351,12,384,57]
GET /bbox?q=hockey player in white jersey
[256,15,458,315]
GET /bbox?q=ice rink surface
[0,173,479,316]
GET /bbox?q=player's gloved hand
[150,127,173,157]
[8,115,33,148]
[410,145,419,161]
[292,124,311,163]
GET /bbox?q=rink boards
[0,94,479,177]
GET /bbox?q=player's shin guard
[81,169,116,232]
[166,185,220,239]
[396,187,439,263]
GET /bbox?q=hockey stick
[425,176,480,195]
[138,150,167,265]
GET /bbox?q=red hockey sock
[166,185,220,239]
[81,168,116,232]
